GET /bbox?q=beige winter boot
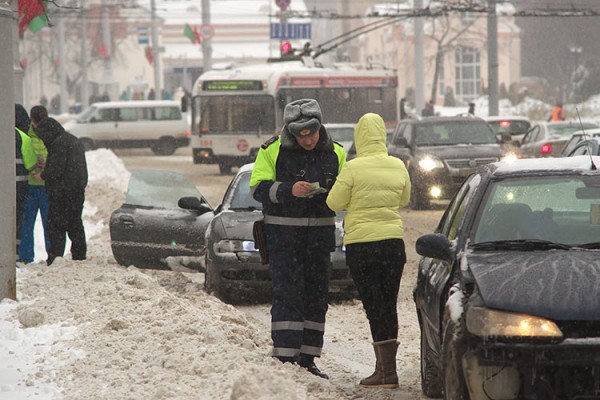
[359,339,399,388]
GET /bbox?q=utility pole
[101,0,113,99]
[201,0,212,73]
[0,2,17,300]
[487,0,499,116]
[81,0,89,108]
[151,0,161,96]
[58,12,67,113]
[414,0,425,114]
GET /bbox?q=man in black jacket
[34,117,88,266]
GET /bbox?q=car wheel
[443,309,470,400]
[420,317,443,397]
[80,138,95,152]
[218,163,232,175]
[152,137,177,155]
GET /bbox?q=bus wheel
[152,137,176,156]
[80,138,95,152]
[218,163,232,175]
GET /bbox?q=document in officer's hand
[308,182,328,196]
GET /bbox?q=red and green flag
[145,45,154,65]
[184,23,201,44]
[16,0,49,38]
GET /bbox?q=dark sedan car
[414,156,600,399]
[204,163,355,304]
[110,169,214,270]
[519,121,599,158]
[387,116,511,209]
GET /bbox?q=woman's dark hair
[30,105,49,125]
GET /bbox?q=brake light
[541,143,552,154]
[499,120,510,128]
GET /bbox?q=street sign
[201,24,215,41]
[275,0,290,11]
[270,23,311,40]
[137,26,149,45]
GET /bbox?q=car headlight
[418,156,444,171]
[466,307,563,338]
[500,152,519,163]
[214,239,257,253]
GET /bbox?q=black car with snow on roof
[110,170,214,270]
[413,156,600,399]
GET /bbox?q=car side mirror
[393,136,409,147]
[178,196,212,214]
[415,233,453,262]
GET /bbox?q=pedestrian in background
[18,105,51,264]
[250,99,346,379]
[548,101,565,121]
[399,97,407,120]
[468,102,476,115]
[326,112,411,388]
[15,105,37,260]
[34,117,88,266]
[421,99,435,117]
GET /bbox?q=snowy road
[118,150,445,398]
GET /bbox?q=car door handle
[119,215,135,229]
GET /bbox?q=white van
[63,100,190,155]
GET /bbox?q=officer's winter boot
[298,353,329,379]
[359,339,399,388]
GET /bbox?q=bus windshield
[196,95,275,134]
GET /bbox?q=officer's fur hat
[284,99,322,138]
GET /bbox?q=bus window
[199,95,275,133]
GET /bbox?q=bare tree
[424,13,484,102]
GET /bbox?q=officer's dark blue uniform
[250,99,345,379]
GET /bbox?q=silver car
[204,163,355,304]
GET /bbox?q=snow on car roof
[492,155,600,175]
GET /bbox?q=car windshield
[415,121,497,146]
[547,123,597,137]
[472,175,600,247]
[125,170,204,208]
[328,126,355,143]
[227,171,262,210]
[487,120,530,136]
[76,105,97,122]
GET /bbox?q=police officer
[15,105,37,259]
[250,99,346,379]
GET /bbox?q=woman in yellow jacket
[326,113,411,388]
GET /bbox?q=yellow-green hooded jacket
[326,113,411,245]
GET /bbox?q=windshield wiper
[471,239,573,251]
[230,206,261,211]
[576,242,600,249]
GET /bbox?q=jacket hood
[36,117,66,146]
[354,113,388,157]
[467,251,600,321]
[15,104,31,133]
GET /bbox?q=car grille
[221,270,271,281]
[445,158,499,169]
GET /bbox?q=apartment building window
[438,54,445,96]
[455,47,480,101]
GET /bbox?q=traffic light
[280,41,293,56]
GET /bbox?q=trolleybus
[189,60,398,174]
